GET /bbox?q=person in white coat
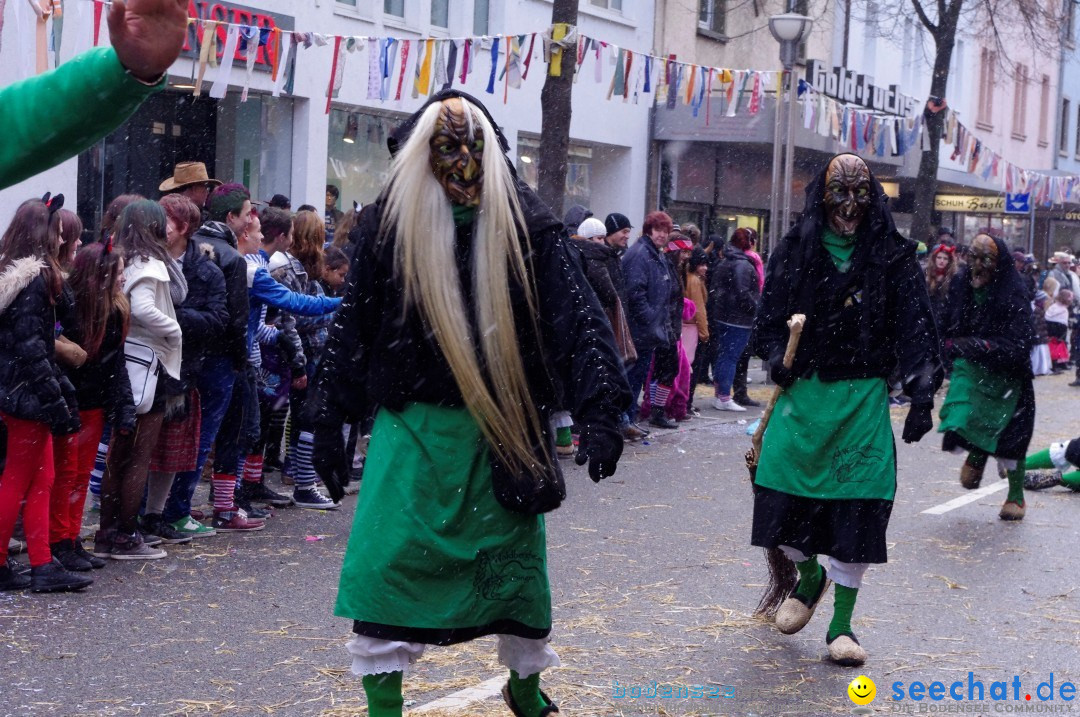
[94,200,185,561]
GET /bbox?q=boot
[960,460,985,489]
[0,559,31,591]
[648,406,677,429]
[733,392,762,408]
[30,558,93,593]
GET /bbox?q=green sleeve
[0,47,165,191]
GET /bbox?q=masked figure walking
[751,154,943,666]
[937,231,1036,520]
[305,91,630,717]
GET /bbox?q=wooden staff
[745,313,805,480]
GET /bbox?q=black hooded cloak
[939,233,1035,460]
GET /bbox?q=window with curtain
[1039,74,1051,146]
[431,0,448,27]
[1011,64,1028,139]
[474,0,489,35]
[977,49,995,127]
[698,0,725,34]
[1061,98,1071,154]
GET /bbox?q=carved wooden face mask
[823,155,872,237]
[969,234,998,289]
[429,98,485,207]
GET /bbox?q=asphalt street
[2,369,1080,716]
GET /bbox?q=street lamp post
[767,12,813,255]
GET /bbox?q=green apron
[938,357,1022,454]
[754,374,896,501]
[334,403,551,638]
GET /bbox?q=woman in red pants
[0,198,93,592]
[50,242,136,570]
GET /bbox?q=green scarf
[452,203,476,227]
[821,228,856,272]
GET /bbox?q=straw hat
[1052,251,1074,264]
[159,162,221,193]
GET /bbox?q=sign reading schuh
[933,195,1007,213]
[805,61,919,117]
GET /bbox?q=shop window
[327,108,400,210]
[474,0,489,35]
[699,0,725,36]
[216,94,294,205]
[384,0,404,17]
[1011,64,1027,140]
[515,137,592,209]
[1061,98,1071,155]
[431,0,449,27]
[1039,74,1051,147]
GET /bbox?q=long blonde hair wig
[380,98,547,475]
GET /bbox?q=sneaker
[71,540,107,569]
[240,481,293,508]
[30,558,93,592]
[50,539,93,572]
[1070,379,1080,387]
[280,473,295,486]
[109,533,167,560]
[713,397,747,412]
[0,560,31,591]
[189,509,207,521]
[170,516,217,539]
[139,531,164,548]
[212,510,266,532]
[6,556,30,576]
[648,412,673,427]
[140,514,193,545]
[1024,471,1062,491]
[630,422,651,436]
[343,469,362,495]
[621,423,647,442]
[92,529,115,559]
[293,486,340,510]
[236,495,273,520]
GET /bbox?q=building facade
[649,0,1062,255]
[0,0,655,233]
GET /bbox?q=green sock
[793,556,823,602]
[828,584,859,640]
[555,427,572,448]
[1025,448,1054,470]
[1062,471,1080,489]
[1006,459,1026,505]
[966,450,988,469]
[509,670,548,717]
[362,671,404,717]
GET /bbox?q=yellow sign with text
[933,194,1007,213]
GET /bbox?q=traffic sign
[1005,193,1030,214]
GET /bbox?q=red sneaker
[212,509,266,532]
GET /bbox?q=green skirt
[334,403,551,645]
[938,358,1021,455]
[751,374,896,564]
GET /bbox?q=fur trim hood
[0,256,46,315]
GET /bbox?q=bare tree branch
[912,0,939,34]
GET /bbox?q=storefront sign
[933,194,1008,213]
[805,60,919,117]
[182,2,295,71]
[1060,212,1080,221]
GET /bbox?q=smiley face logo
[847,675,876,706]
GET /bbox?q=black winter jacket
[709,245,760,328]
[66,311,136,433]
[308,90,630,510]
[190,221,248,370]
[164,238,229,395]
[0,258,78,433]
[623,237,681,350]
[571,238,620,313]
[754,155,943,405]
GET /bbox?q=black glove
[901,403,934,444]
[312,423,348,503]
[574,426,623,482]
[767,353,796,389]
